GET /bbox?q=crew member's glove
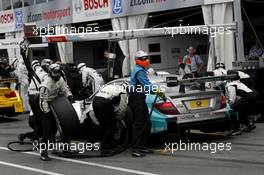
[155,88,166,101]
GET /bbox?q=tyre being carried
[50,96,80,141]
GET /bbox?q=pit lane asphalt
[0,114,264,175]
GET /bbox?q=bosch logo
[113,0,122,14]
[0,13,14,24]
[84,0,109,10]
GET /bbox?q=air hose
[7,141,34,152]
[6,120,129,158]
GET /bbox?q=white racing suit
[79,66,104,93]
[25,67,47,140]
[204,67,228,90]
[39,76,72,113]
[28,67,47,95]
[92,84,128,149]
[15,61,30,112]
[226,81,257,126]
[39,76,73,149]
[96,84,128,120]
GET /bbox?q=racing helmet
[215,62,226,69]
[31,60,40,71]
[135,50,150,69]
[41,59,53,72]
[49,63,62,81]
[77,63,86,71]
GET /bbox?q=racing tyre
[50,96,80,141]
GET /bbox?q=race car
[0,78,23,117]
[80,74,229,134]
[50,72,236,142]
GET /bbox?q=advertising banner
[0,0,205,33]
[0,10,16,33]
[72,0,111,23]
[23,0,72,28]
[111,0,204,17]
[0,0,72,33]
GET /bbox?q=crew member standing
[19,60,48,142]
[129,50,165,157]
[183,46,204,77]
[39,63,72,161]
[11,58,30,112]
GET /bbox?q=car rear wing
[166,74,238,93]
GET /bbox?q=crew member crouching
[92,82,129,155]
[226,70,257,135]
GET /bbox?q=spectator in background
[183,46,204,77]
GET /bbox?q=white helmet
[135,50,148,59]
[41,59,53,67]
[49,63,62,81]
[215,62,226,69]
[77,63,86,71]
[31,60,40,71]
[41,59,53,72]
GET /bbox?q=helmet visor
[51,70,62,78]
[138,56,149,61]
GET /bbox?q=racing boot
[131,149,146,157]
[18,134,26,143]
[40,150,51,161]
[245,120,256,132]
[230,125,242,136]
[136,146,153,154]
